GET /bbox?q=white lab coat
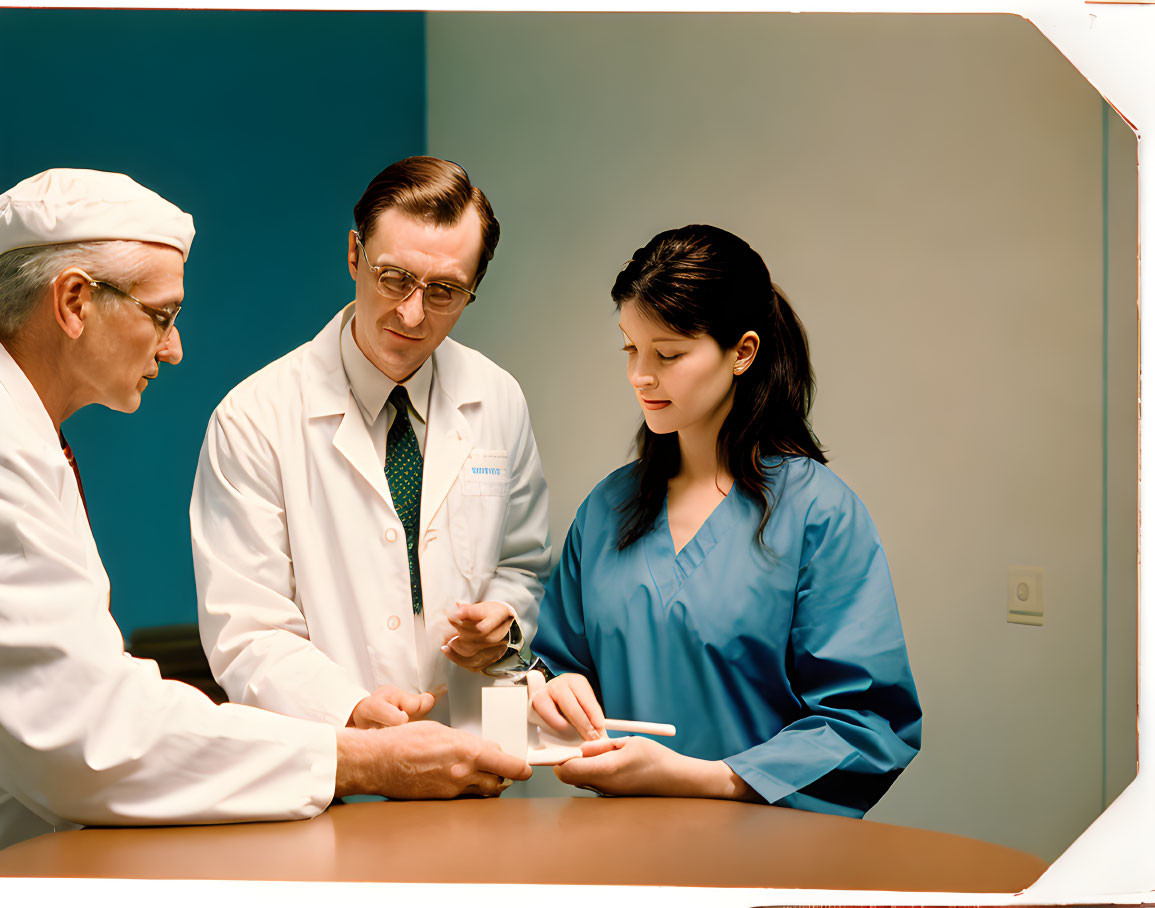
[0,343,336,851]
[191,305,551,727]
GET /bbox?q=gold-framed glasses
[354,233,475,314]
[76,269,181,340]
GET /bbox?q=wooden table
[0,797,1047,892]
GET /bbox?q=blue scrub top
[533,456,922,817]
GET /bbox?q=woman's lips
[641,399,671,410]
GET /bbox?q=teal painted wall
[0,9,427,637]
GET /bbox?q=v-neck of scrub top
[646,488,736,604]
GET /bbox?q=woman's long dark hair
[613,224,826,550]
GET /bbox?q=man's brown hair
[353,156,500,288]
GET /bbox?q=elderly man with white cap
[0,168,530,850]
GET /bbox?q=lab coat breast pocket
[448,449,512,584]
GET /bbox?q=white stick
[603,718,676,736]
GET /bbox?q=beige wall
[428,12,1138,861]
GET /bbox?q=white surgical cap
[0,168,195,261]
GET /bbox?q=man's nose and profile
[0,159,918,852]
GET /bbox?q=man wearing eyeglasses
[191,157,551,735]
[0,168,530,849]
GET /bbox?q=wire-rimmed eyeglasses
[354,233,475,314]
[75,269,181,340]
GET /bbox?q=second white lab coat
[0,343,336,851]
[192,305,551,727]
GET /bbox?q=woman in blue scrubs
[530,225,921,817]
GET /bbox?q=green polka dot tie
[386,386,423,615]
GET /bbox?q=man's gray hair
[0,241,151,340]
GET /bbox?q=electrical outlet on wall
[1007,566,1044,626]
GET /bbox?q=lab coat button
[384,528,398,543]
[387,616,401,631]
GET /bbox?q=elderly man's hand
[441,600,516,671]
[335,721,533,799]
[347,684,440,729]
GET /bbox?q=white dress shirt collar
[339,313,433,428]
